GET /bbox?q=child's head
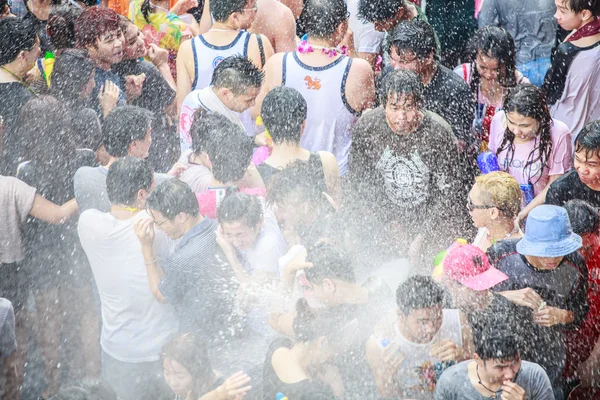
[554,0,600,31]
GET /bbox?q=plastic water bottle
[477,152,500,174]
[276,393,288,400]
[520,184,535,206]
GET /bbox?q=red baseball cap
[443,244,508,291]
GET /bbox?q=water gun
[477,151,500,174]
[276,393,288,400]
[432,239,468,280]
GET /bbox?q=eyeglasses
[466,197,495,211]
[243,5,258,12]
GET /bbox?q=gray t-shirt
[0,176,36,264]
[74,165,171,213]
[434,360,554,400]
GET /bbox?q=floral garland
[297,34,348,58]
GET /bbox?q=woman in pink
[489,84,572,221]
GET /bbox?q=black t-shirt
[545,169,600,208]
[263,338,338,400]
[257,152,327,189]
[0,82,34,175]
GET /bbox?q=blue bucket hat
[516,205,582,257]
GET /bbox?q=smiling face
[505,111,540,143]
[122,23,147,60]
[89,28,124,67]
[575,149,600,188]
[475,51,501,83]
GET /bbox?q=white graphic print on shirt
[375,147,430,207]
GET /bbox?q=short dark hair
[564,200,600,236]
[568,0,600,17]
[358,0,406,23]
[75,7,121,49]
[474,332,520,362]
[396,276,445,315]
[210,0,248,22]
[266,159,328,208]
[299,0,348,39]
[217,191,263,228]
[0,18,38,65]
[379,69,424,107]
[389,20,437,60]
[575,120,600,161]
[49,379,117,400]
[50,49,95,105]
[106,157,153,206]
[147,178,199,219]
[210,55,264,95]
[103,106,153,158]
[293,298,343,342]
[261,87,307,144]
[305,244,355,284]
[48,3,83,51]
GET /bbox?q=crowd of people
[1,0,600,399]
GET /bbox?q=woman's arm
[29,196,78,224]
[517,174,562,222]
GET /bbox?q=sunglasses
[466,197,496,211]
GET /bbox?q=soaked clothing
[89,67,126,117]
[0,82,34,175]
[545,170,600,208]
[257,152,326,188]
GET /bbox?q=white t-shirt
[347,0,385,54]
[239,208,286,276]
[78,210,179,362]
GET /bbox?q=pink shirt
[489,112,573,196]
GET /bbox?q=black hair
[564,200,600,236]
[304,244,355,284]
[210,0,248,22]
[72,108,103,150]
[396,276,445,315]
[261,87,307,144]
[1,0,8,13]
[358,0,406,23]
[103,106,153,158]
[497,84,554,185]
[147,178,200,219]
[106,156,153,206]
[48,3,83,51]
[568,0,600,16]
[266,159,329,208]
[49,380,117,400]
[190,108,228,154]
[217,191,263,228]
[379,69,424,107]
[0,18,38,65]
[575,121,600,161]
[299,0,348,39]
[50,49,95,107]
[210,55,264,95]
[388,19,436,60]
[292,298,342,342]
[161,334,215,399]
[474,332,520,362]
[467,26,517,95]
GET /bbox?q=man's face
[479,356,521,385]
[554,0,583,31]
[467,183,494,228]
[91,28,124,66]
[274,195,311,232]
[372,8,405,32]
[389,47,422,75]
[525,255,564,270]
[223,86,260,113]
[399,305,443,344]
[574,149,600,188]
[385,93,421,134]
[149,209,187,240]
[221,220,262,250]
[22,37,42,71]
[475,51,500,83]
[442,278,477,311]
[129,127,152,159]
[123,24,147,60]
[236,0,258,30]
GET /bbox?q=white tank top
[282,52,359,176]
[191,31,252,91]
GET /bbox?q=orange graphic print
[304,76,321,90]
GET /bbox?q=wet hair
[564,200,600,236]
[299,0,348,39]
[474,172,522,219]
[475,332,520,363]
[72,108,103,150]
[103,106,153,158]
[358,0,406,23]
[161,334,215,398]
[106,157,153,206]
[48,4,83,51]
[0,18,38,65]
[0,0,8,13]
[292,298,342,342]
[50,49,95,106]
[266,159,329,208]
[575,120,600,161]
[210,55,264,95]
[75,7,121,49]
[396,276,445,315]
[379,69,424,107]
[210,0,248,22]
[567,0,600,16]
[497,84,554,185]
[388,19,436,60]
[147,179,200,219]
[217,191,263,228]
[261,87,307,144]
[467,26,517,94]
[49,379,117,400]
[304,244,355,284]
